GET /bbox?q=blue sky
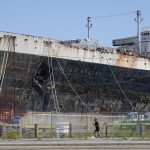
[0,0,149,46]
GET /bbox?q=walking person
[93,118,102,138]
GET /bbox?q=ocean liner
[0,11,150,114]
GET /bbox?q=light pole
[86,17,92,39]
[135,10,143,54]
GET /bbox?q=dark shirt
[94,121,100,131]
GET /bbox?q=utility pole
[86,17,92,39]
[135,10,143,54]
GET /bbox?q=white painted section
[0,31,150,71]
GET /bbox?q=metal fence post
[69,123,72,138]
[121,113,123,138]
[51,111,52,138]
[34,123,38,138]
[104,123,108,138]
[3,125,6,137]
[19,125,22,138]
[86,113,89,134]
[140,123,142,138]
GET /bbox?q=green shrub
[6,130,19,139]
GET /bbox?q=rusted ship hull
[0,31,150,114]
[1,50,150,114]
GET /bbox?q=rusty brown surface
[116,54,137,68]
[0,108,14,123]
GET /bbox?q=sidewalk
[0,138,150,145]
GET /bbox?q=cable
[48,48,61,114]
[0,38,7,80]
[0,37,12,94]
[91,10,136,19]
[47,46,58,113]
[104,53,138,112]
[55,56,93,113]
[51,57,61,113]
[46,44,62,118]
[46,45,63,121]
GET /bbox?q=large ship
[0,11,150,114]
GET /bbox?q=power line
[86,10,137,39]
[91,10,137,19]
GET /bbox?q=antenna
[86,17,92,39]
[135,10,143,54]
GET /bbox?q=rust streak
[116,54,137,69]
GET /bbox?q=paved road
[0,138,150,149]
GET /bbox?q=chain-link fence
[0,112,150,139]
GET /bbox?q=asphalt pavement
[0,138,150,150]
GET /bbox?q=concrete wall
[21,112,126,127]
